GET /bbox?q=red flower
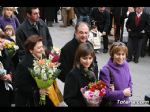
[90,87,95,92]
[87,80,106,96]
[99,91,105,96]
[50,53,60,63]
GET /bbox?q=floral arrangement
[3,41,19,57]
[0,61,13,91]
[49,47,60,63]
[80,80,106,107]
[0,61,7,76]
[29,47,61,105]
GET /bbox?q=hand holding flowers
[0,61,13,91]
[3,41,19,57]
[80,80,106,107]
[29,47,61,105]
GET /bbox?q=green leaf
[34,77,54,89]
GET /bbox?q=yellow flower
[4,41,15,49]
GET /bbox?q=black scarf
[80,65,97,82]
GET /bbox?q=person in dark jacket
[112,7,128,41]
[14,35,54,107]
[74,7,92,25]
[142,7,150,56]
[39,7,59,27]
[0,33,14,106]
[58,22,98,82]
[126,7,148,63]
[0,6,2,16]
[64,42,97,107]
[14,7,26,24]
[90,7,110,53]
[4,25,19,70]
[99,42,133,107]
[16,7,53,61]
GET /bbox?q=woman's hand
[109,84,115,91]
[123,88,132,97]
[39,89,48,96]
[0,74,12,81]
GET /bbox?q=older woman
[99,42,133,107]
[14,35,54,107]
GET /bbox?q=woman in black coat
[14,35,54,107]
[64,43,97,107]
[0,33,14,106]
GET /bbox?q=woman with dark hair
[64,42,97,107]
[99,42,133,107]
[14,35,54,107]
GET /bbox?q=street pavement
[49,20,150,107]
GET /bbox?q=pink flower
[99,88,106,96]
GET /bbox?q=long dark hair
[73,42,95,69]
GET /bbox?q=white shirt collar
[136,12,143,17]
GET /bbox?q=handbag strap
[106,66,114,85]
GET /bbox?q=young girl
[64,42,97,107]
[4,24,16,42]
[2,26,19,70]
[88,21,102,53]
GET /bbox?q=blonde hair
[4,25,15,36]
[2,7,15,16]
[109,42,128,58]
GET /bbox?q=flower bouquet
[3,41,19,57]
[0,62,13,91]
[49,47,60,63]
[80,80,106,107]
[29,57,61,105]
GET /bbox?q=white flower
[49,55,53,60]
[41,73,47,80]
[33,66,41,75]
[0,68,6,75]
[14,45,19,50]
[41,68,46,74]
[93,90,100,97]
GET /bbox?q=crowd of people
[0,7,149,107]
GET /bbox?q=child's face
[5,29,13,36]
